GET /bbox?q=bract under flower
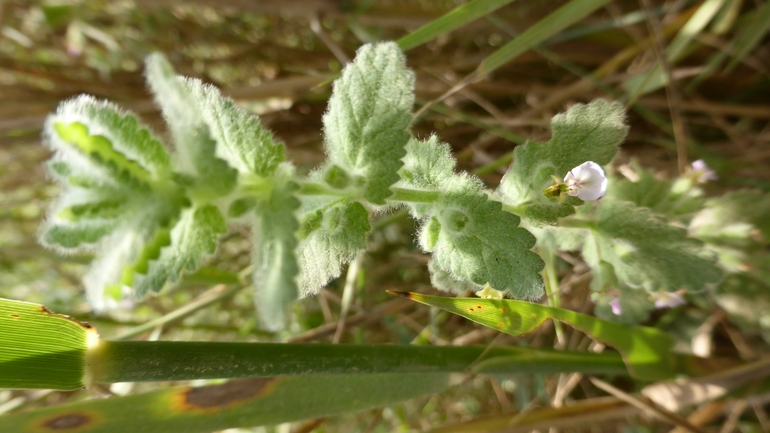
[475,285,505,300]
[653,291,686,309]
[564,161,607,201]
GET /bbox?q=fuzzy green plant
[36,41,734,333]
[7,36,770,433]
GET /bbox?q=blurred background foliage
[1,0,769,431]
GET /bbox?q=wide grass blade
[1,297,630,391]
[390,291,678,381]
[0,373,454,433]
[0,298,96,390]
[90,340,627,384]
[397,0,517,51]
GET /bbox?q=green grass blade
[726,2,770,70]
[623,0,727,98]
[0,373,454,433]
[391,291,678,381]
[0,298,96,390]
[397,0,517,51]
[475,0,613,77]
[90,340,627,384]
[1,298,629,391]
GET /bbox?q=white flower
[691,160,718,183]
[564,161,607,201]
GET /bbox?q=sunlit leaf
[184,79,286,177]
[1,373,453,432]
[49,98,171,184]
[296,201,370,296]
[392,291,677,380]
[132,204,227,297]
[145,53,238,199]
[398,136,543,297]
[423,189,544,299]
[0,298,95,390]
[323,42,414,205]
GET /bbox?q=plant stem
[91,341,628,383]
[501,202,526,217]
[389,187,441,203]
[372,209,409,230]
[297,181,440,204]
[557,217,596,229]
[541,248,566,346]
[297,181,350,197]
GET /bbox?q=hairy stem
[389,187,441,203]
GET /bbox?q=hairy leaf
[498,99,627,225]
[83,229,146,310]
[49,122,154,190]
[608,166,704,218]
[133,204,227,297]
[184,79,285,177]
[145,53,238,199]
[428,259,484,295]
[422,189,544,299]
[296,201,370,296]
[323,42,414,204]
[47,158,120,191]
[715,272,770,343]
[40,186,129,252]
[40,161,184,257]
[397,136,461,217]
[397,136,542,296]
[584,201,722,293]
[47,96,171,184]
[75,190,184,308]
[690,189,770,247]
[252,164,301,330]
[399,136,457,190]
[41,219,119,251]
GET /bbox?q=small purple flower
[564,161,608,201]
[691,160,718,183]
[609,298,622,315]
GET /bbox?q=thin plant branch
[638,0,689,173]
